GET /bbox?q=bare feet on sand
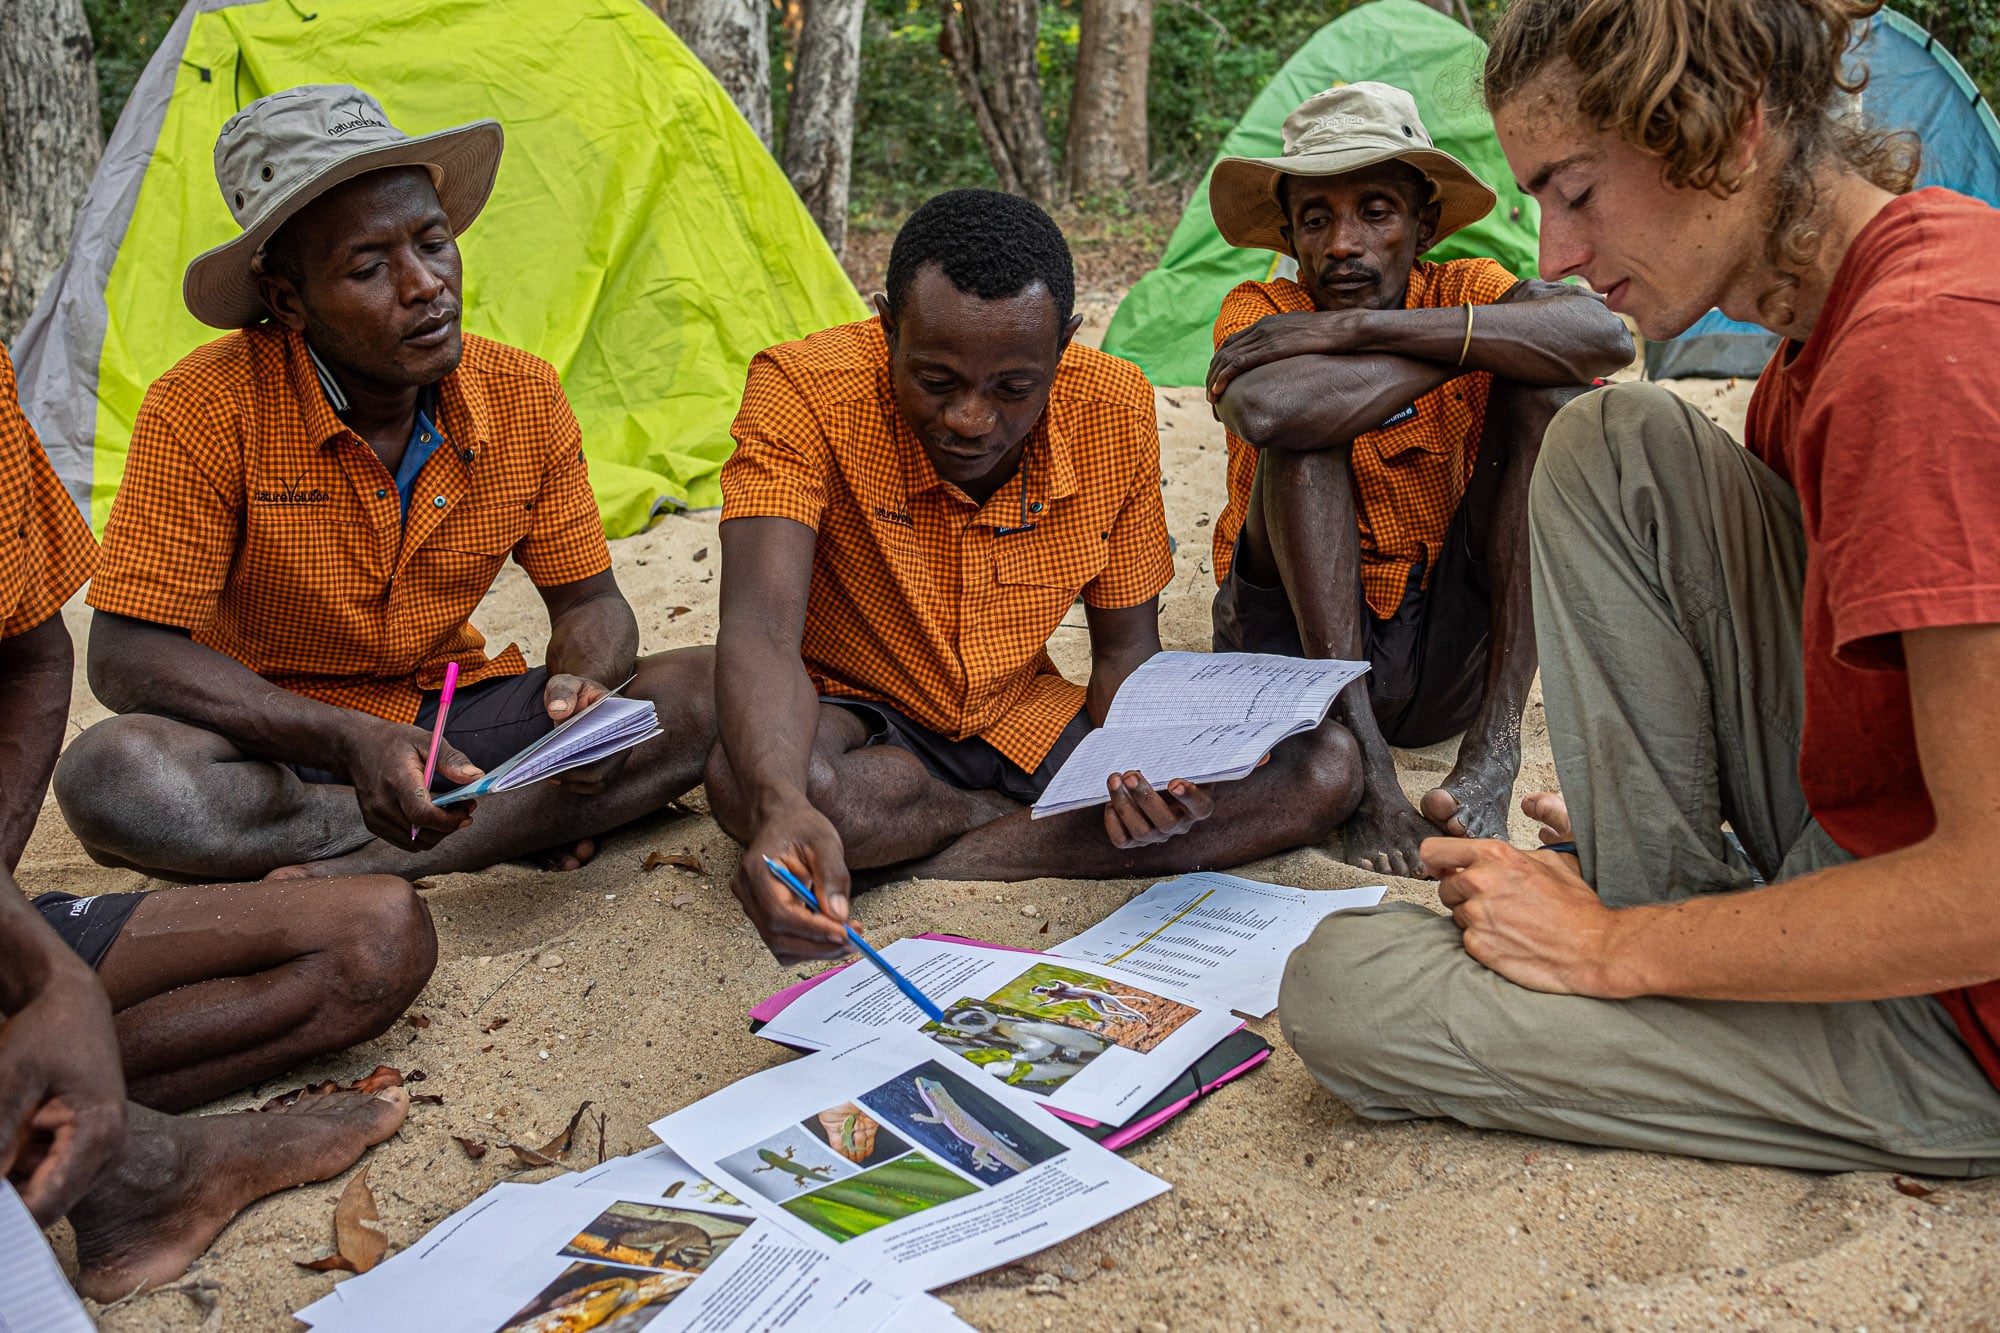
[1419,741,1523,841]
[1342,791,1439,880]
[67,1086,409,1302]
[264,837,598,880]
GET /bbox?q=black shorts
[33,890,149,969]
[1211,503,1490,748]
[825,697,1093,805]
[290,667,557,787]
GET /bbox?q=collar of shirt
[290,330,494,462]
[306,340,449,525]
[891,397,1079,535]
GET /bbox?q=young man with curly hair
[707,189,1364,963]
[1281,0,2000,1174]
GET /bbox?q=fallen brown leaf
[642,850,705,874]
[505,1099,595,1168]
[692,546,708,562]
[454,1136,489,1160]
[412,1094,445,1106]
[410,879,438,891]
[297,1168,387,1274]
[666,605,692,621]
[1893,1176,1938,1199]
[262,1066,407,1112]
[1038,921,1050,935]
[404,1014,431,1029]
[483,1016,509,1034]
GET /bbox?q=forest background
[66,0,2000,305]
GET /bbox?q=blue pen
[762,856,947,1022]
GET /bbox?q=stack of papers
[753,938,1243,1128]
[435,695,660,805]
[296,1145,965,1333]
[1050,872,1387,1016]
[651,1033,1169,1295]
[1031,652,1369,816]
[1,1182,94,1333]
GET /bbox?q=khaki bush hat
[183,84,503,329]
[1209,82,1495,257]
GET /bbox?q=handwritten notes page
[1031,652,1368,816]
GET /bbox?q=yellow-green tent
[15,0,866,532]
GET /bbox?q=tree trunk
[937,0,1055,206]
[1065,0,1151,198]
[651,0,773,146]
[780,0,865,256]
[0,0,102,341]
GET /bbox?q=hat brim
[183,119,505,330]
[1209,144,1497,257]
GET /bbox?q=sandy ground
[23,319,2000,1330]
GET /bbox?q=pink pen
[412,661,461,840]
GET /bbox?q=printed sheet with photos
[295,1144,971,1333]
[750,936,1243,1126]
[650,1031,1168,1294]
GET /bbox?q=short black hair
[884,189,1074,329]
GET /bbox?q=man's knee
[1532,382,1706,515]
[1294,722,1363,839]
[320,876,437,1040]
[54,716,209,858]
[1278,904,1458,1115]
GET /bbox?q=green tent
[1101,0,1540,387]
[14,0,867,532]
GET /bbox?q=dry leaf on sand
[504,1100,595,1168]
[642,850,705,874]
[1894,1176,1938,1199]
[296,1167,387,1274]
[454,1136,489,1161]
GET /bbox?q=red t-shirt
[1743,187,2000,1086]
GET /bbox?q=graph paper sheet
[1032,652,1367,816]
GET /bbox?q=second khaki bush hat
[183,84,503,329]
[1209,82,1495,257]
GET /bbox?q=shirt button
[376,488,388,499]
[1028,501,1043,514]
[433,496,448,509]
[420,432,432,444]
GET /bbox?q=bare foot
[1340,784,1437,879]
[1419,740,1523,840]
[530,838,597,872]
[68,1087,409,1302]
[1520,791,1572,844]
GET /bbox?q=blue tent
[1646,7,2000,378]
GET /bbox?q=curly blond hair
[1484,0,1920,321]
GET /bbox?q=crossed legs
[53,647,717,881]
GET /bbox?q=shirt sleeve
[1082,395,1175,610]
[0,387,96,638]
[86,380,238,631]
[720,350,831,530]
[1810,298,2000,669]
[513,388,614,587]
[1213,281,1289,349]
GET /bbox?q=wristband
[1458,302,1475,367]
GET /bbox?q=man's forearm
[0,867,94,1014]
[545,590,640,688]
[1348,292,1631,385]
[1221,353,1458,453]
[0,616,75,870]
[716,629,823,819]
[1603,841,2000,1003]
[88,613,376,773]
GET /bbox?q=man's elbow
[1220,390,1304,450]
[1584,317,1636,377]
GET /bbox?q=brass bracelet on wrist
[1458,302,1474,367]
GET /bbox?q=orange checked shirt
[0,347,96,637]
[1212,258,1519,619]
[89,327,611,723]
[724,318,1175,771]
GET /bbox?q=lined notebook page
[0,1182,94,1333]
[1102,653,1369,729]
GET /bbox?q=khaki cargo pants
[1280,383,2000,1174]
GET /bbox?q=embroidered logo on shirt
[1377,403,1419,429]
[253,466,332,505]
[871,506,915,528]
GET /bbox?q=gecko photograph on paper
[555,1202,751,1275]
[498,1261,697,1333]
[857,1060,1067,1183]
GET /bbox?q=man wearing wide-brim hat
[1202,81,1630,879]
[59,84,719,882]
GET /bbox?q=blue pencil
[762,855,948,1022]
